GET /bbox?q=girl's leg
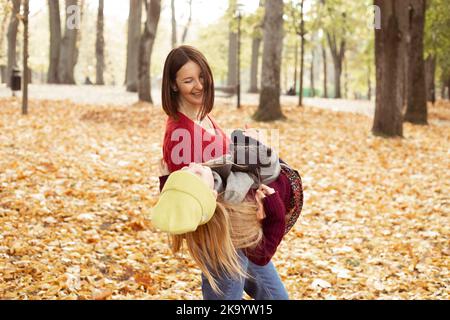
[244,260,289,300]
[201,250,249,300]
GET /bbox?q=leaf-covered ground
[0,97,448,300]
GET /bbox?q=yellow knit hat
[151,170,217,235]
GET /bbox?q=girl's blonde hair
[170,197,263,294]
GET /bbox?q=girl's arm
[247,185,286,266]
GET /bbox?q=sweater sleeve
[163,138,184,173]
[162,118,190,173]
[246,192,286,266]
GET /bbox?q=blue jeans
[201,250,289,300]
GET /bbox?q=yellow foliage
[0,98,448,299]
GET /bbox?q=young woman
[161,45,229,173]
[157,46,303,299]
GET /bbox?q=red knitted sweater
[162,111,229,173]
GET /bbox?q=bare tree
[372,0,405,137]
[47,0,61,83]
[138,0,161,103]
[6,0,21,87]
[125,0,142,92]
[253,0,285,121]
[96,0,105,85]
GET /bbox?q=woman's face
[182,163,216,197]
[174,60,204,109]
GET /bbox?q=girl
[152,141,303,300]
[161,45,229,173]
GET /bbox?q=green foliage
[242,2,264,39]
[425,0,450,77]
[192,17,229,84]
[226,0,264,38]
[282,0,375,98]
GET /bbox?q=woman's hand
[254,184,275,221]
[159,158,169,176]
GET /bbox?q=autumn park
[0,0,449,301]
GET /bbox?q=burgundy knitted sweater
[158,172,291,266]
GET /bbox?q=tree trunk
[424,55,436,104]
[226,0,238,89]
[22,0,29,114]
[253,0,285,121]
[138,0,161,103]
[322,45,328,98]
[171,0,177,48]
[372,0,404,137]
[47,0,61,83]
[298,0,305,106]
[96,0,105,85]
[368,60,372,100]
[404,0,427,124]
[125,0,142,92]
[292,40,298,94]
[0,5,8,49]
[344,58,348,99]
[248,0,263,93]
[447,76,450,100]
[181,0,192,43]
[58,0,80,84]
[248,36,261,93]
[310,50,315,97]
[333,60,342,98]
[327,32,345,99]
[0,2,11,82]
[441,75,447,100]
[6,0,21,88]
[227,32,238,88]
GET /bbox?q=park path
[0,84,375,117]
